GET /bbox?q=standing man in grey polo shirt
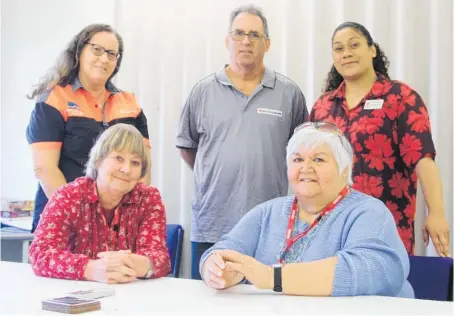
[176,4,308,279]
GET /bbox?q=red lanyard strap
[280,186,349,263]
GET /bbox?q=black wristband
[273,265,282,292]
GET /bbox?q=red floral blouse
[29,177,171,280]
[310,74,436,254]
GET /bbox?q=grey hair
[85,124,149,180]
[229,4,269,37]
[28,24,124,99]
[286,127,354,185]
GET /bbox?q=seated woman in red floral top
[29,123,170,283]
[310,21,450,257]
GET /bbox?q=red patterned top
[29,177,171,280]
[310,74,436,254]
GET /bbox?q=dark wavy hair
[323,22,390,93]
[28,24,124,99]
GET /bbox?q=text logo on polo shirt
[257,108,283,117]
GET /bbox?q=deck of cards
[41,296,100,314]
[41,288,115,314]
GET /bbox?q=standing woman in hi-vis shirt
[26,24,151,232]
[310,21,450,257]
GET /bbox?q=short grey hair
[286,127,354,185]
[86,123,149,180]
[229,4,269,37]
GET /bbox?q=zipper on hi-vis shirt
[102,94,115,129]
[257,108,283,117]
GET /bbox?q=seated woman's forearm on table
[280,241,407,297]
[282,214,408,296]
[332,245,407,296]
[134,246,170,278]
[281,257,337,296]
[29,203,91,280]
[132,193,172,278]
[30,239,91,280]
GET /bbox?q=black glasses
[85,43,120,61]
[294,122,342,135]
[228,30,267,42]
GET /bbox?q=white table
[0,262,452,316]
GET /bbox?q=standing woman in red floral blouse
[310,21,450,257]
[29,123,171,283]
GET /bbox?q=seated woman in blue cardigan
[200,122,414,298]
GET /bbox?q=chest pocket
[63,118,103,159]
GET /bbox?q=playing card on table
[66,288,115,300]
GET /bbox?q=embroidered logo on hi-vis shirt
[67,102,84,116]
[67,102,80,110]
[257,108,283,117]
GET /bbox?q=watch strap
[273,265,282,292]
[144,260,154,279]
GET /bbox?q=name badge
[257,108,283,117]
[364,99,384,110]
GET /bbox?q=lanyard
[279,186,349,264]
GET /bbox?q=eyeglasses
[293,122,352,156]
[294,122,342,135]
[228,30,267,43]
[85,42,121,61]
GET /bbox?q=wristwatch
[144,260,154,279]
[272,263,283,292]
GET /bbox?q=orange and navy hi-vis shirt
[26,77,150,231]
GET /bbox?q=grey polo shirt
[176,66,308,242]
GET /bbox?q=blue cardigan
[200,190,414,298]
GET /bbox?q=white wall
[0,1,3,205]
[0,0,117,201]
[1,0,453,278]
